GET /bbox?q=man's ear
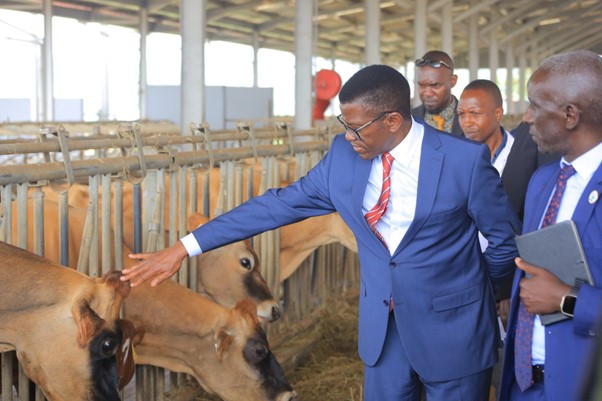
[450,74,458,88]
[564,103,581,130]
[386,112,403,132]
[495,106,504,124]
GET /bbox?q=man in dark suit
[499,50,602,401]
[411,50,464,136]
[121,64,520,401]
[458,79,559,393]
[505,122,559,222]
[458,79,558,249]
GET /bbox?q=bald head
[524,50,602,160]
[533,50,602,126]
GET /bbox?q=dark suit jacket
[503,122,559,222]
[499,160,602,401]
[411,96,463,137]
[494,124,559,301]
[192,121,520,382]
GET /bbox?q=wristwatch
[560,278,585,317]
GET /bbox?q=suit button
[389,262,396,268]
[383,299,389,307]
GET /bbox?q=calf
[124,280,297,401]
[0,241,130,401]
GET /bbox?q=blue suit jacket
[194,122,520,381]
[499,161,602,401]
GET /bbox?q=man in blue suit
[498,50,602,401]
[122,65,520,401]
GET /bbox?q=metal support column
[180,0,206,135]
[505,43,515,114]
[489,31,499,84]
[139,6,148,119]
[294,0,313,130]
[364,0,380,65]
[42,0,54,121]
[413,0,427,107]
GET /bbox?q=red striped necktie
[365,152,394,248]
[514,162,576,391]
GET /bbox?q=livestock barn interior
[1,1,601,401]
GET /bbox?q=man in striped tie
[122,64,521,401]
[498,50,602,401]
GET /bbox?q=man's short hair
[419,50,455,70]
[537,50,602,126]
[463,79,503,107]
[339,64,412,119]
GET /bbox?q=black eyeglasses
[415,58,453,71]
[337,111,396,141]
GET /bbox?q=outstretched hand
[120,241,189,287]
[516,257,571,314]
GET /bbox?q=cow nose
[278,390,297,401]
[272,305,281,321]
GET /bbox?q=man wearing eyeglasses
[120,64,520,401]
[412,50,463,137]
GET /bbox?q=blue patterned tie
[514,163,576,391]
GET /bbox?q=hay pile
[192,296,363,401]
[285,296,363,401]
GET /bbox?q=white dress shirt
[363,118,424,255]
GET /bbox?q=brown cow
[188,211,357,282]
[123,279,297,401]
[184,214,280,322]
[41,186,281,322]
[279,212,357,281]
[0,241,130,401]
[6,197,288,399]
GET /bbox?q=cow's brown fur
[124,280,296,401]
[42,184,282,322]
[0,242,129,401]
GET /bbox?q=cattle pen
[0,120,360,401]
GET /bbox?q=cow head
[188,213,281,322]
[2,263,129,401]
[207,299,297,401]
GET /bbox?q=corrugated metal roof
[2,0,602,67]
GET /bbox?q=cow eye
[240,257,252,270]
[244,339,269,364]
[100,338,118,358]
[253,343,268,362]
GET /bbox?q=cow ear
[117,319,139,390]
[214,329,234,362]
[72,299,104,348]
[187,213,209,232]
[101,271,131,299]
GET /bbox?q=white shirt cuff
[181,233,202,257]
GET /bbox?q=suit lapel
[524,164,561,232]
[572,161,602,233]
[352,155,382,244]
[393,129,443,256]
